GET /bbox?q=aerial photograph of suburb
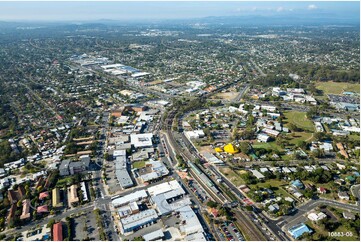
[0,0,359,241]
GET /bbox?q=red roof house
[37,205,49,213]
[39,191,49,200]
[53,222,63,241]
[317,187,327,194]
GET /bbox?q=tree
[239,142,250,154]
[240,128,255,140]
[311,149,325,158]
[296,140,308,150]
[47,219,56,228]
[206,201,218,208]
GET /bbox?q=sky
[0,1,359,22]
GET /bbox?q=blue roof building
[291,180,304,189]
[288,223,312,239]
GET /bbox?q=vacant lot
[219,167,245,187]
[284,111,314,132]
[316,81,360,95]
[212,91,238,100]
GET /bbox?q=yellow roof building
[52,188,63,208]
[224,143,239,154]
[214,147,223,153]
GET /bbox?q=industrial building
[120,209,158,234]
[142,229,165,241]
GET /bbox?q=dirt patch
[213,92,238,100]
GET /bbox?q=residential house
[317,187,327,194]
[338,191,350,200]
[343,212,356,220]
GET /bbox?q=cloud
[308,4,317,10]
[276,7,284,12]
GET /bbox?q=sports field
[316,81,360,95]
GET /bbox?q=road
[2,204,94,237]
[233,84,250,102]
[278,198,360,231]
[250,58,266,77]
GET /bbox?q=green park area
[316,81,360,95]
[284,111,314,132]
[287,132,314,145]
[132,161,146,169]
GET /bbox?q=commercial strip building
[112,190,148,208]
[113,149,134,189]
[113,180,206,238]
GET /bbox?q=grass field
[316,81,360,95]
[219,167,245,187]
[133,161,146,169]
[349,134,360,142]
[284,111,314,132]
[252,141,283,151]
[287,132,314,145]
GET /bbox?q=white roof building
[201,152,224,164]
[259,168,269,173]
[142,229,164,241]
[147,180,183,197]
[262,128,280,137]
[112,190,148,208]
[308,212,327,221]
[130,133,153,148]
[101,63,124,70]
[120,209,158,233]
[132,72,150,78]
[178,205,204,236]
[184,130,205,140]
[250,169,265,179]
[257,133,270,143]
[113,149,127,157]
